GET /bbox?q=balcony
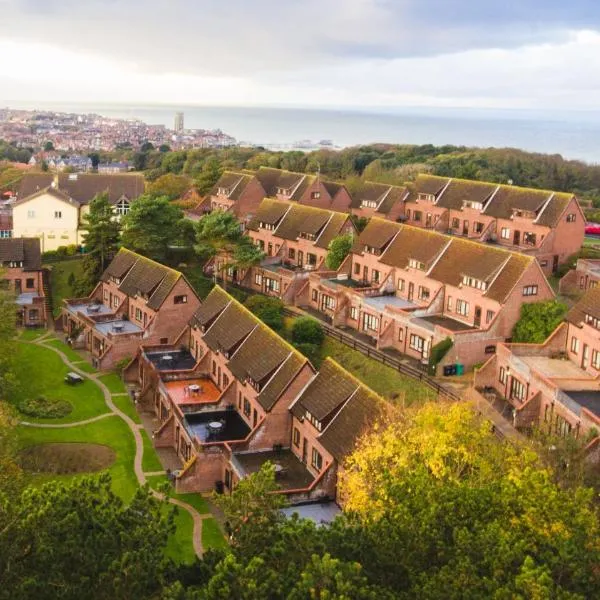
[94,319,143,338]
[184,409,250,444]
[146,348,197,371]
[164,377,221,410]
[65,299,112,318]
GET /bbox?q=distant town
[0,108,237,156]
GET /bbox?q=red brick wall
[235,178,267,220]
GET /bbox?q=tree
[87,152,100,169]
[244,295,284,332]
[140,141,155,152]
[0,271,17,399]
[43,140,54,151]
[291,317,324,346]
[511,300,568,343]
[121,195,185,262]
[194,157,222,195]
[325,233,353,270]
[80,192,122,283]
[159,144,172,153]
[0,474,175,600]
[148,174,191,201]
[0,403,23,500]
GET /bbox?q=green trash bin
[456,363,464,376]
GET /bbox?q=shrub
[114,357,132,371]
[244,295,284,332]
[512,300,568,343]
[18,395,72,418]
[293,342,322,367]
[291,317,325,346]
[427,337,453,375]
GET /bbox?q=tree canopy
[244,295,284,333]
[511,300,569,343]
[325,233,353,270]
[147,173,191,201]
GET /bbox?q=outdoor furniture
[188,384,201,395]
[64,372,84,385]
[208,421,224,436]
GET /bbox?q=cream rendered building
[12,173,145,252]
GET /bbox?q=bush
[512,300,568,343]
[18,395,72,418]
[291,317,325,346]
[244,295,284,332]
[114,357,132,371]
[293,342,322,367]
[427,337,453,375]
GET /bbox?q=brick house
[205,171,267,222]
[297,218,555,368]
[125,286,386,504]
[350,181,408,222]
[403,174,585,274]
[220,199,356,302]
[558,259,600,296]
[62,248,201,369]
[473,288,600,454]
[0,237,46,327]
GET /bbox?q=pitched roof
[350,181,392,209]
[376,185,408,215]
[203,302,257,354]
[246,198,290,230]
[482,185,551,219]
[381,225,449,269]
[191,286,230,328]
[254,167,315,201]
[535,192,574,227]
[409,174,450,197]
[0,237,41,270]
[353,218,399,251]
[315,212,352,250]
[258,352,306,411]
[566,287,600,325]
[17,173,145,206]
[101,248,190,311]
[210,171,255,201]
[435,178,497,210]
[274,203,331,240]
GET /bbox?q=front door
[513,230,521,245]
[462,220,469,235]
[582,344,590,369]
[408,282,414,301]
[363,265,368,283]
[474,306,482,327]
[14,279,22,294]
[302,438,308,463]
[426,213,432,228]
[297,250,303,267]
[553,255,559,273]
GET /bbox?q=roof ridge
[117,247,183,279]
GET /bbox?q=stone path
[20,335,209,558]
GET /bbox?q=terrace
[94,319,143,337]
[363,295,417,312]
[65,300,112,318]
[146,349,197,371]
[321,277,372,291]
[518,356,594,381]
[184,409,250,443]
[233,449,315,491]
[163,377,221,408]
[419,315,477,332]
[16,292,42,306]
[564,391,600,419]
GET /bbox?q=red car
[585,223,600,236]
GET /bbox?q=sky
[2,0,600,111]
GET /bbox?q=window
[571,336,580,354]
[523,232,537,246]
[584,313,600,329]
[510,378,526,402]
[212,361,217,375]
[259,221,275,231]
[104,290,108,300]
[354,262,360,275]
[265,278,280,292]
[409,334,425,353]
[54,210,62,219]
[26,278,34,289]
[363,313,379,331]
[398,328,404,343]
[456,299,469,316]
[254,273,263,285]
[486,310,495,324]
[243,398,251,417]
[566,213,576,222]
[372,269,380,283]
[350,306,358,320]
[451,217,460,229]
[473,221,484,234]
[257,239,265,251]
[417,193,435,202]
[174,295,188,304]
[311,289,318,302]
[523,285,538,296]
[464,200,483,210]
[501,227,510,239]
[406,209,411,220]
[307,253,317,266]
[160,337,168,344]
[112,295,119,308]
[311,191,321,199]
[499,366,507,385]
[462,275,487,291]
[408,258,425,270]
[293,427,301,447]
[322,295,335,310]
[29,309,39,321]
[592,350,600,370]
[413,210,422,222]
[446,296,453,311]
[418,286,430,300]
[311,448,323,471]
[27,210,35,218]
[397,278,405,292]
[135,307,142,321]
[115,199,129,216]
[361,199,377,209]
[288,248,295,259]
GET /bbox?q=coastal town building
[350,181,408,222]
[473,287,600,456]
[296,218,554,368]
[0,237,46,326]
[558,258,600,295]
[12,173,145,251]
[125,285,386,504]
[97,162,130,174]
[61,248,200,370]
[403,174,585,274]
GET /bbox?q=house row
[123,285,386,503]
[11,173,145,251]
[0,237,47,326]
[61,248,201,369]
[473,287,600,455]
[223,201,555,369]
[559,258,600,295]
[204,168,585,274]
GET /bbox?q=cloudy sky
[2,0,600,110]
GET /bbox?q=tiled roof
[102,248,188,311]
[381,225,449,269]
[566,287,600,325]
[191,286,230,328]
[485,254,533,304]
[435,178,497,210]
[291,358,359,421]
[376,185,408,215]
[17,173,145,205]
[535,193,574,227]
[258,352,306,411]
[210,171,256,201]
[353,218,399,250]
[482,185,551,219]
[203,301,256,353]
[0,237,41,270]
[275,203,331,241]
[408,174,450,198]
[315,212,352,250]
[246,198,290,230]
[350,181,391,208]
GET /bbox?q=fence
[283,307,461,402]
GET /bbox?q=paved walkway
[19,334,209,558]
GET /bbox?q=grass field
[98,373,128,394]
[141,429,164,473]
[12,343,108,424]
[111,393,141,424]
[19,329,47,341]
[45,258,86,317]
[147,475,211,514]
[201,518,227,550]
[43,337,89,364]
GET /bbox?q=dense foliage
[511,300,569,343]
[290,317,325,346]
[325,233,354,270]
[244,295,285,333]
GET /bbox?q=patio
[65,301,112,317]
[419,315,477,332]
[164,378,221,407]
[519,356,594,381]
[184,410,250,443]
[94,319,143,336]
[146,349,197,371]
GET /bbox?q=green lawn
[17,415,137,500]
[12,343,108,424]
[202,518,227,550]
[165,506,197,564]
[98,373,127,394]
[141,429,164,473]
[112,393,141,424]
[19,328,47,341]
[44,258,86,317]
[322,337,437,406]
[43,338,88,364]
[147,475,211,514]
[72,361,97,374]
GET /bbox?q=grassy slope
[45,258,85,317]
[201,518,227,550]
[146,475,211,514]
[12,342,108,424]
[141,429,164,473]
[98,373,127,394]
[43,337,90,364]
[112,394,141,424]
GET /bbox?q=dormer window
[218,187,229,196]
[305,410,322,432]
[299,232,316,241]
[512,208,535,219]
[111,276,121,285]
[461,275,487,291]
[361,199,378,209]
[311,191,321,199]
[277,187,290,196]
[115,199,129,216]
[523,232,537,246]
[408,258,425,271]
[364,245,381,256]
[259,221,275,231]
[7,261,23,268]
[417,193,435,202]
[463,200,483,210]
[584,313,600,329]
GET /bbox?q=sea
[8,102,600,164]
